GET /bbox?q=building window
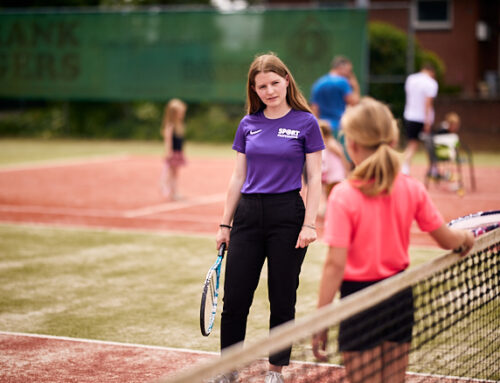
[414,0,452,30]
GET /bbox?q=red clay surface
[1,155,497,243]
[0,333,479,383]
[0,332,215,383]
[0,155,498,382]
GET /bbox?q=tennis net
[162,229,500,383]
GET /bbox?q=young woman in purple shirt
[214,53,325,383]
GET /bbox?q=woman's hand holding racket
[216,225,231,251]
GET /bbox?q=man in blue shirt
[311,56,360,138]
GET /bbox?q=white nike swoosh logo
[249,129,262,135]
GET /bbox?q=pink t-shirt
[324,174,444,281]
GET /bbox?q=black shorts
[404,119,424,140]
[338,280,414,351]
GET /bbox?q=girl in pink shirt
[312,98,474,383]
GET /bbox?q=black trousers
[221,190,307,366]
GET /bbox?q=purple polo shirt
[232,109,325,194]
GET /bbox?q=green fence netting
[0,7,367,102]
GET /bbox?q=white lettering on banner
[277,128,300,139]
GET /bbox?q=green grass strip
[0,223,442,352]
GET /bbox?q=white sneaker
[265,371,284,383]
[206,371,238,383]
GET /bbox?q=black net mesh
[164,232,500,383]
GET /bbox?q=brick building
[265,0,500,147]
[367,0,499,97]
[367,0,500,147]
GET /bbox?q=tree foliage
[369,21,446,119]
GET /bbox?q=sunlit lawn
[0,138,466,351]
[0,138,498,167]
[0,223,442,351]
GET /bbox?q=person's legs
[402,120,424,175]
[161,161,172,198]
[342,342,409,383]
[343,348,383,383]
[220,197,266,351]
[264,192,306,368]
[381,342,410,383]
[169,166,179,199]
[402,139,419,175]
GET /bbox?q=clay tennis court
[0,154,499,382]
[0,154,496,241]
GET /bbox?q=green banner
[0,8,367,102]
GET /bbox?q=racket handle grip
[218,242,227,256]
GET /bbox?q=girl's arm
[296,151,322,248]
[430,224,475,256]
[162,124,173,157]
[345,72,360,106]
[313,246,347,361]
[423,96,434,133]
[317,246,347,307]
[216,152,247,250]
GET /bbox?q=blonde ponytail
[341,98,401,196]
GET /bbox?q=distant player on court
[312,98,474,383]
[161,99,187,200]
[402,62,438,175]
[310,55,360,165]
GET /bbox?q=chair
[423,133,476,195]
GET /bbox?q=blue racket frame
[200,243,226,336]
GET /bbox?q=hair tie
[380,140,393,147]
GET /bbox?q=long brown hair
[162,98,187,137]
[341,97,401,196]
[246,52,311,115]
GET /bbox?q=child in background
[318,119,347,216]
[312,98,474,383]
[423,112,461,179]
[161,99,187,200]
[437,112,460,134]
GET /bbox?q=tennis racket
[448,210,500,237]
[200,242,226,337]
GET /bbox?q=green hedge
[0,100,244,142]
[369,21,446,119]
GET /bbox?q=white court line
[0,220,214,239]
[124,193,226,218]
[0,154,130,172]
[405,371,498,382]
[0,204,122,218]
[0,330,216,355]
[287,359,496,383]
[0,205,221,224]
[0,193,225,220]
[0,332,495,383]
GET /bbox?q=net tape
[162,229,500,383]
